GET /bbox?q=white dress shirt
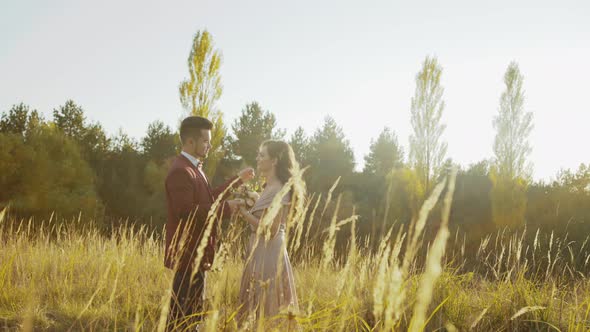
[181,151,208,184]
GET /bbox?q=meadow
[2,172,590,331]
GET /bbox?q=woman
[236,140,305,329]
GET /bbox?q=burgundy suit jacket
[164,154,241,271]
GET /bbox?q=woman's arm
[238,205,260,228]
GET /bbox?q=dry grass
[2,171,590,331]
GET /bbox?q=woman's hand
[227,198,246,214]
[246,191,260,201]
[238,204,250,216]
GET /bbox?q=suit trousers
[166,268,207,331]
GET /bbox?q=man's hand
[238,167,255,183]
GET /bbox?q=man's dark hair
[179,116,213,143]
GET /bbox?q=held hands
[227,199,243,214]
[238,204,249,215]
[234,198,250,216]
[246,191,260,202]
[238,167,255,183]
[227,198,247,215]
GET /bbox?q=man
[164,116,254,330]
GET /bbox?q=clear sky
[1,0,589,181]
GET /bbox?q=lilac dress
[237,184,299,326]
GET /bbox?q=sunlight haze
[1,0,588,181]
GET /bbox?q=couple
[164,116,302,331]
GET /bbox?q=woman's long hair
[261,140,306,212]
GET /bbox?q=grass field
[2,173,590,331]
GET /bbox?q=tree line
[1,30,589,245]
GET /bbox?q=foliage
[409,56,448,193]
[363,127,404,177]
[307,116,355,194]
[179,30,226,178]
[229,101,284,167]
